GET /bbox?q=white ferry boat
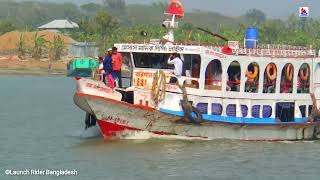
[74,0,320,141]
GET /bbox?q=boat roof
[115,43,318,59]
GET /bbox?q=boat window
[263,105,272,118]
[183,54,201,75]
[280,63,294,94]
[132,53,173,69]
[121,53,133,88]
[205,60,222,90]
[241,105,248,117]
[226,104,236,117]
[226,61,241,92]
[308,105,313,116]
[245,62,259,93]
[299,105,306,118]
[297,63,310,94]
[183,54,201,89]
[263,63,277,94]
[196,103,208,114]
[276,102,295,122]
[252,105,261,118]
[212,103,223,115]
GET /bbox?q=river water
[0,75,320,180]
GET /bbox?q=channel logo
[299,7,309,17]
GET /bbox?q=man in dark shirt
[103,48,114,88]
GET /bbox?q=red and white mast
[162,0,185,44]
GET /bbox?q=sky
[18,0,320,18]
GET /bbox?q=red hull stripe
[97,119,141,139]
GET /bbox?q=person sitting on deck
[103,48,115,89]
[167,52,184,84]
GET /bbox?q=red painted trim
[97,119,203,139]
[76,92,320,127]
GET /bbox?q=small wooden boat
[67,58,98,77]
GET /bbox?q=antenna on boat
[161,0,185,45]
[196,27,229,42]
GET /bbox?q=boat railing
[173,42,317,58]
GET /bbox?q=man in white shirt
[167,53,184,83]
[98,57,105,82]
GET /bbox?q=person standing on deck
[103,48,115,89]
[167,52,184,84]
[111,47,123,87]
[98,57,105,82]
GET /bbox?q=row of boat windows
[203,60,311,94]
[195,103,312,122]
[127,53,313,94]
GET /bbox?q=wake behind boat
[73,0,320,141]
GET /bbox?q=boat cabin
[115,42,320,125]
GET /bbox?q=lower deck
[128,89,318,125]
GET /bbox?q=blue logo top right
[299,7,309,17]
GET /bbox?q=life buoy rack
[266,64,277,81]
[246,65,259,80]
[299,68,309,81]
[286,64,293,81]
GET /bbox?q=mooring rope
[151,70,166,108]
[178,84,203,124]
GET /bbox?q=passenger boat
[73,0,320,141]
[67,58,98,77]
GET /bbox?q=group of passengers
[98,47,123,88]
[167,53,202,85]
[98,50,201,87]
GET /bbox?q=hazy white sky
[128,0,320,18]
[19,0,320,18]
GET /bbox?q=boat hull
[74,92,320,141]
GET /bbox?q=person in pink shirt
[111,47,123,87]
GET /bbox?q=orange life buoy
[246,65,259,80]
[299,68,309,81]
[286,64,293,81]
[266,64,277,81]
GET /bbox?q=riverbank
[0,55,67,76]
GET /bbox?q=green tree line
[0,0,320,52]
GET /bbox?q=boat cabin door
[121,52,134,88]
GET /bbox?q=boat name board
[105,115,129,126]
[85,82,113,94]
[116,44,201,54]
